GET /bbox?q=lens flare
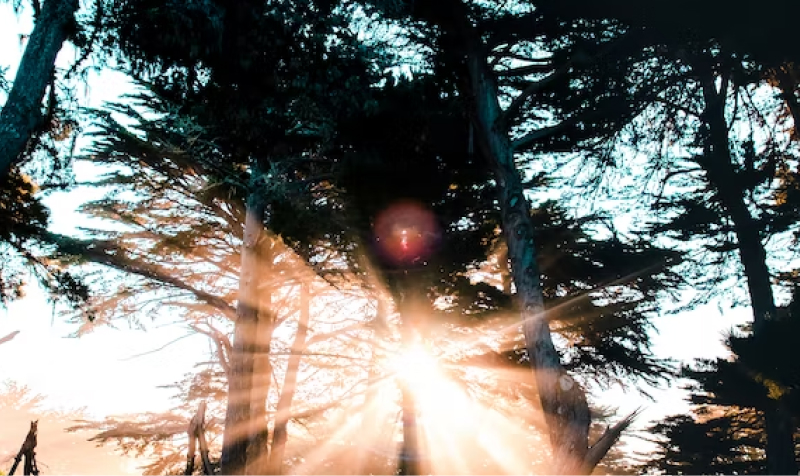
[373,201,440,267]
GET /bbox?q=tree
[589,32,800,476]
[100,1,379,472]
[67,367,227,475]
[54,81,383,474]
[643,409,768,475]
[479,2,800,472]
[0,166,89,308]
[331,72,681,474]
[0,381,135,474]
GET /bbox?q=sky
[0,2,757,472]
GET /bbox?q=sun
[390,343,441,389]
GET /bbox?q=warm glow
[390,343,441,388]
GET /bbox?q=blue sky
[0,0,755,458]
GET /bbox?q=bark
[497,243,512,295]
[247,291,275,475]
[470,58,592,474]
[0,0,79,178]
[248,237,280,475]
[220,159,267,475]
[436,2,632,472]
[699,75,798,475]
[268,282,311,474]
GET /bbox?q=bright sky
[0,1,756,469]
[0,3,210,418]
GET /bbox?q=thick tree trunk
[700,76,798,475]
[248,238,281,475]
[268,282,311,474]
[0,0,78,178]
[220,159,267,475]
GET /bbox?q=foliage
[643,289,800,474]
[642,408,768,475]
[67,368,226,475]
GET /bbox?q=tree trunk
[460,34,591,476]
[268,281,312,474]
[0,0,79,178]
[248,237,281,475]
[774,67,800,142]
[220,158,267,475]
[247,292,275,475]
[699,75,798,475]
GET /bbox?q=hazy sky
[0,2,755,470]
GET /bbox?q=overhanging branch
[46,232,237,319]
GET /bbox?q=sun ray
[379,339,551,475]
[291,376,400,474]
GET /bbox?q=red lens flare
[373,201,440,267]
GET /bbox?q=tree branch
[47,232,237,319]
[496,64,553,78]
[496,60,574,130]
[580,408,642,473]
[511,122,573,152]
[0,331,20,346]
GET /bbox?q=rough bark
[247,236,281,475]
[268,282,311,474]
[220,159,267,475]
[0,0,79,178]
[437,2,632,472]
[699,75,798,475]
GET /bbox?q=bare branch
[511,122,572,151]
[581,408,642,473]
[47,232,237,319]
[0,331,20,346]
[495,62,553,77]
[496,61,574,130]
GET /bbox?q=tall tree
[578,33,800,476]
[103,1,378,472]
[480,2,800,472]
[53,86,380,474]
[644,290,800,474]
